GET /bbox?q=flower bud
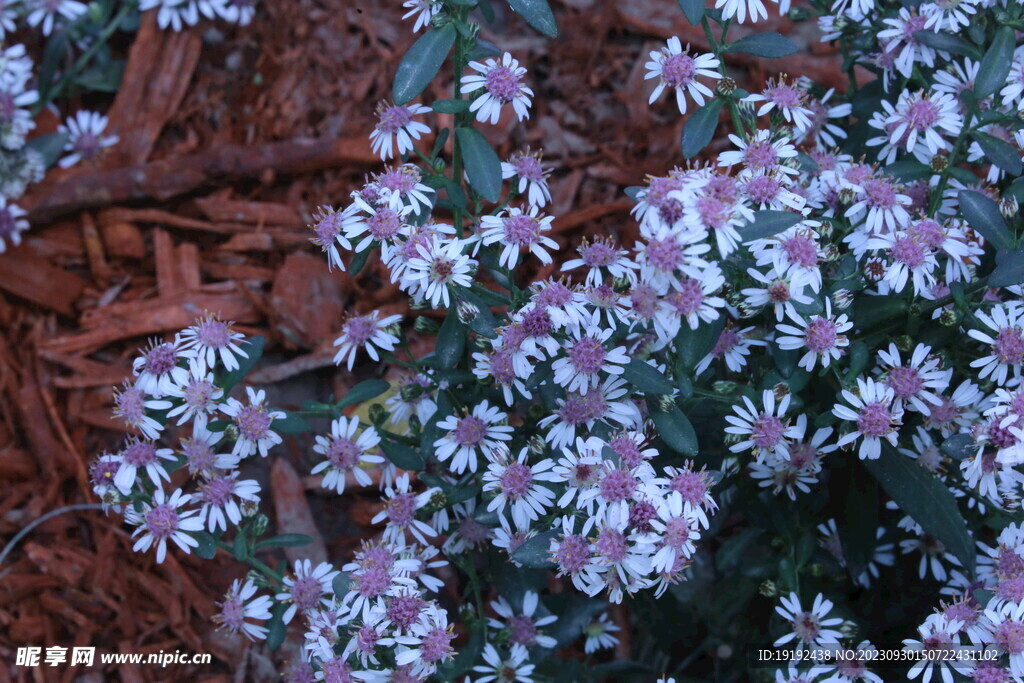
[527,404,545,420]
[716,77,736,96]
[369,403,388,427]
[241,500,260,518]
[657,395,676,412]
[771,383,790,402]
[528,434,547,456]
[415,316,440,335]
[1000,197,1019,220]
[428,490,447,511]
[432,157,447,173]
[930,154,948,173]
[896,335,914,353]
[938,308,960,327]
[832,289,855,310]
[401,383,425,402]
[248,569,274,590]
[713,380,738,394]
[457,300,479,324]
[759,580,778,597]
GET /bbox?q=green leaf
[959,190,1013,250]
[912,30,981,60]
[506,0,558,37]
[681,98,724,159]
[432,98,471,114]
[885,159,931,183]
[25,132,70,169]
[940,433,976,461]
[435,313,465,368]
[233,532,250,562]
[392,25,457,105]
[380,438,425,470]
[76,59,125,92]
[674,316,725,371]
[265,604,287,650]
[990,246,1024,288]
[192,531,218,560]
[273,411,312,435]
[741,210,803,241]
[37,30,70,104]
[647,399,698,456]
[469,38,503,60]
[621,358,675,395]
[348,247,371,277]
[841,463,879,582]
[332,572,351,596]
[256,533,312,550]
[511,529,558,568]
[337,379,391,411]
[456,127,503,202]
[972,131,1023,176]
[216,336,265,393]
[677,0,705,25]
[974,26,1015,99]
[863,446,975,575]
[725,32,798,58]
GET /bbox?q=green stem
[701,16,745,138]
[216,539,284,584]
[450,10,470,237]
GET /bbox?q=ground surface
[0,1,843,680]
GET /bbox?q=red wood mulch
[0,1,845,680]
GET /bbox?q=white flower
[139,0,199,32]
[179,314,249,373]
[0,198,29,253]
[875,343,951,415]
[58,110,119,168]
[401,0,440,32]
[725,389,804,462]
[215,0,257,25]
[644,37,720,114]
[126,487,203,564]
[197,471,261,533]
[744,78,813,132]
[473,643,536,683]
[482,448,558,530]
[332,311,402,370]
[276,559,340,624]
[501,149,551,207]
[369,101,432,161]
[832,377,904,460]
[403,236,475,308]
[902,614,974,683]
[982,602,1024,678]
[480,204,558,269]
[434,401,514,474]
[583,612,620,653]
[114,437,176,495]
[773,592,843,648]
[775,299,853,371]
[714,0,777,23]
[392,604,456,677]
[219,387,286,459]
[27,0,88,35]
[867,90,962,163]
[648,492,702,574]
[460,52,534,124]
[163,358,223,428]
[718,130,800,176]
[551,319,630,395]
[213,579,273,641]
[112,380,172,440]
[968,302,1024,387]
[920,0,980,33]
[371,473,439,545]
[312,417,385,494]
[695,325,765,374]
[487,591,558,649]
[561,236,638,286]
[132,336,186,398]
[741,267,813,321]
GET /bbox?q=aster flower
[695,325,764,374]
[539,376,642,449]
[57,111,119,168]
[276,559,340,624]
[774,592,844,648]
[163,359,223,427]
[745,77,813,131]
[793,86,852,149]
[832,377,904,460]
[196,471,261,533]
[657,263,727,336]
[308,204,356,271]
[715,0,777,23]
[725,389,804,462]
[112,380,171,440]
[403,236,475,308]
[0,198,28,253]
[817,519,894,589]
[718,129,799,177]
[90,453,124,511]
[26,0,87,35]
[473,643,535,683]
[138,0,199,32]
[212,579,273,641]
[968,302,1024,387]
[551,319,630,395]
[179,314,249,373]
[867,90,962,163]
[460,52,534,124]
[742,267,813,321]
[583,612,621,654]
[132,336,185,398]
[877,9,937,79]
[372,473,439,545]
[332,311,402,370]
[434,401,513,474]
[844,173,912,235]
[775,299,853,371]
[179,422,237,475]
[482,448,558,530]
[113,437,176,495]
[875,343,951,415]
[312,416,384,494]
[501,148,551,208]
[648,492,702,574]
[487,591,558,649]
[125,487,203,564]
[369,101,432,161]
[479,204,558,269]
[644,37,720,115]
[898,522,962,582]
[219,387,286,459]
[921,0,980,33]
[215,0,257,25]
[392,604,457,677]
[401,0,440,32]
[748,437,825,501]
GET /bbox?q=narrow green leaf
[681,98,724,158]
[233,532,250,562]
[380,438,425,470]
[511,529,559,568]
[332,571,351,596]
[192,531,218,559]
[940,433,976,461]
[392,25,457,105]
[456,127,502,202]
[674,316,725,371]
[256,533,312,550]
[349,247,371,277]
[959,190,1013,250]
[724,32,798,58]
[435,314,465,368]
[741,210,803,241]
[25,132,69,169]
[621,358,675,395]
[273,411,312,434]
[506,0,558,37]
[990,246,1024,288]
[863,446,975,575]
[265,604,287,650]
[972,131,1023,176]
[216,336,265,393]
[974,26,1015,99]
[337,379,391,411]
[469,38,503,60]
[647,399,699,456]
[677,0,704,25]
[432,98,471,114]
[912,30,981,60]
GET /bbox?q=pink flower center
[804,318,838,353]
[745,175,782,204]
[512,153,544,181]
[891,235,928,268]
[594,528,627,562]
[536,282,573,307]
[554,534,591,573]
[235,404,273,441]
[661,52,696,88]
[114,385,146,423]
[499,462,534,500]
[521,307,552,337]
[502,214,542,246]
[419,626,455,664]
[144,503,180,540]
[580,240,618,267]
[664,516,692,549]
[994,327,1024,365]
[752,415,787,451]
[183,379,216,409]
[903,98,941,130]
[766,83,802,109]
[344,315,379,345]
[569,336,608,375]
[508,615,540,646]
[200,476,236,506]
[886,366,924,399]
[768,280,791,303]
[453,415,488,447]
[644,236,684,272]
[669,471,708,505]
[123,440,158,466]
[182,438,215,474]
[782,235,819,268]
[862,177,900,210]
[197,320,231,348]
[792,612,822,643]
[485,66,522,103]
[368,208,402,241]
[599,468,637,502]
[326,437,361,471]
[629,500,659,532]
[144,343,179,375]
[993,620,1024,655]
[667,278,705,317]
[386,492,418,527]
[856,402,895,437]
[610,436,644,468]
[290,575,324,611]
[320,657,353,683]
[386,593,425,630]
[377,105,413,133]
[744,141,779,169]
